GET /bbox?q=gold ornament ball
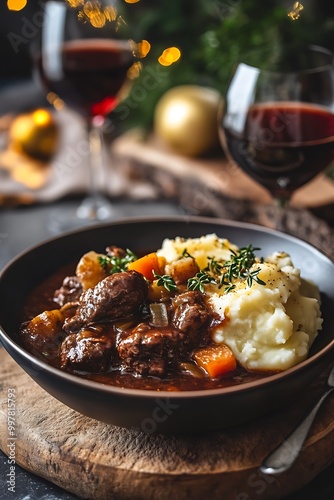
[154,85,222,157]
[9,109,59,161]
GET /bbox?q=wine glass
[219,45,334,229]
[34,0,136,232]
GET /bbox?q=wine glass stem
[76,121,113,221]
[273,196,289,231]
[88,123,102,203]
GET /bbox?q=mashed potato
[158,234,322,371]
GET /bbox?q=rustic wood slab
[0,348,333,500]
[112,129,334,209]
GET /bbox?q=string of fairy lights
[6,0,182,67]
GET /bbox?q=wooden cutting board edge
[0,348,333,500]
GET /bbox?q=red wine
[38,39,134,118]
[222,103,334,197]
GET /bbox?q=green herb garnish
[205,256,225,275]
[220,244,266,293]
[187,271,217,293]
[181,249,194,259]
[153,271,178,292]
[98,249,137,274]
[246,268,266,288]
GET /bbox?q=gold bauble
[9,109,59,161]
[154,85,221,157]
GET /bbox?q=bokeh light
[134,40,151,58]
[127,61,143,79]
[47,92,65,111]
[158,47,181,66]
[66,0,84,7]
[83,1,106,28]
[288,2,304,20]
[104,5,117,22]
[67,0,128,29]
[32,109,53,127]
[7,0,27,11]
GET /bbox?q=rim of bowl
[1,215,333,399]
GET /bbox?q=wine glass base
[47,196,118,234]
[76,195,114,221]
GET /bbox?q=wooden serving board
[112,129,334,208]
[0,348,333,500]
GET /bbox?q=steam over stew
[20,234,323,391]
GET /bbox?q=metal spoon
[260,363,334,475]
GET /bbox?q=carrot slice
[193,344,237,378]
[127,252,161,281]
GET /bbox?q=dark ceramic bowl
[1,216,333,433]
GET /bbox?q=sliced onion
[149,303,169,327]
[179,362,205,378]
[114,320,135,333]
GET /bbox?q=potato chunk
[76,251,108,290]
[165,257,199,285]
[26,309,64,340]
[21,309,65,359]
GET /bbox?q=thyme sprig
[98,249,137,274]
[220,244,265,292]
[181,249,193,259]
[187,271,217,293]
[205,256,225,275]
[153,271,178,292]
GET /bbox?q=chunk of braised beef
[117,323,175,376]
[116,292,212,377]
[60,329,114,372]
[53,276,82,307]
[171,291,211,343]
[63,270,148,334]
